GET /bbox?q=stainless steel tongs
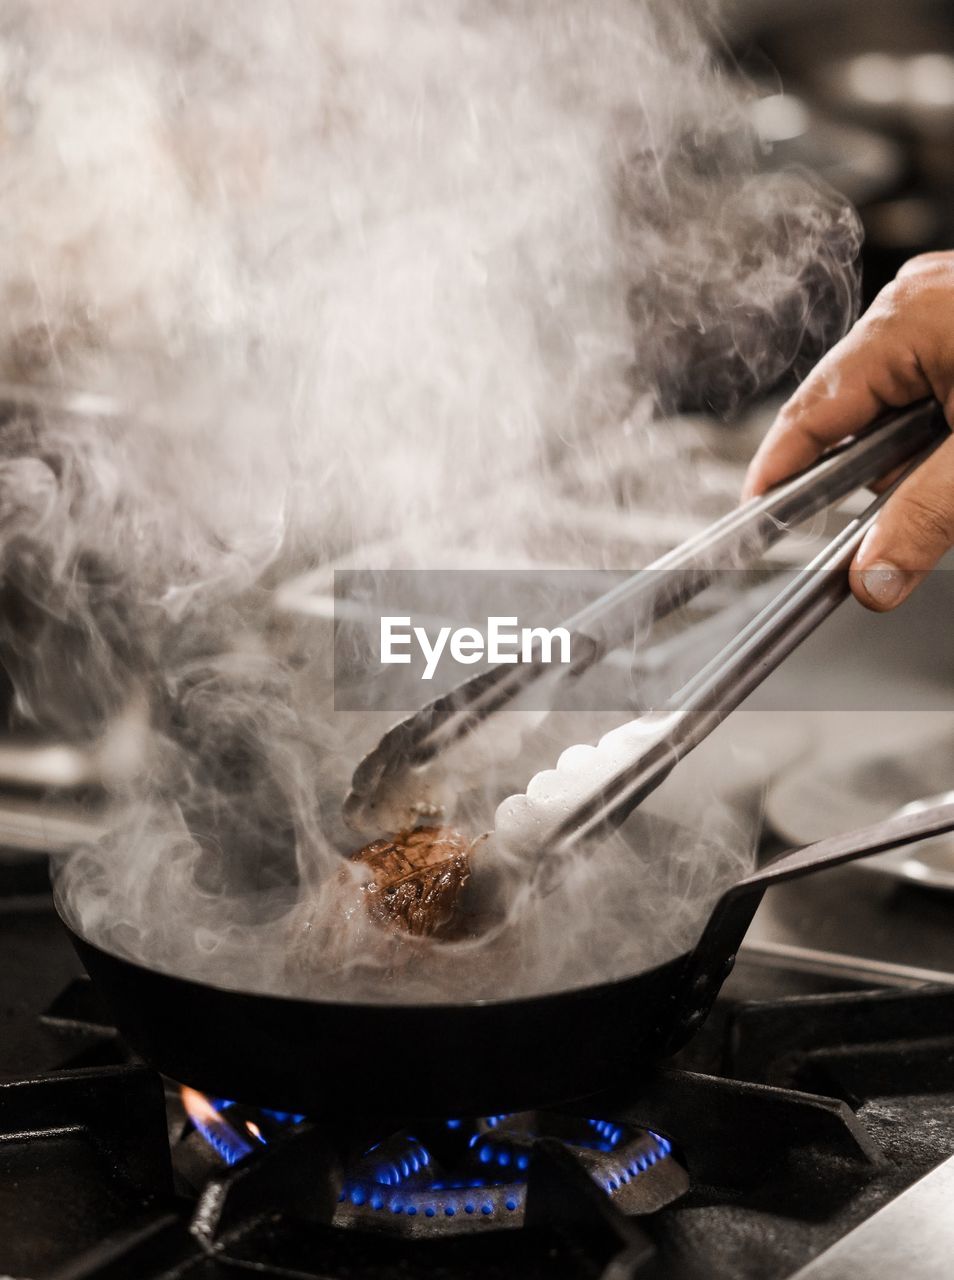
[345,399,949,839]
[492,460,929,863]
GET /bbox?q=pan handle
[669,801,954,1046]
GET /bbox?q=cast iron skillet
[54,802,954,1117]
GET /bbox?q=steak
[352,825,473,938]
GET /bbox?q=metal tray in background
[856,793,954,892]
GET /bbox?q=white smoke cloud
[0,0,861,1000]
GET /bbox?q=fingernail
[858,562,910,609]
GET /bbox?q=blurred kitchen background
[730,0,954,303]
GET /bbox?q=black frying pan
[54,802,954,1117]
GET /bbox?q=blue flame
[188,1097,674,1220]
[471,1136,530,1171]
[597,1131,672,1194]
[364,1138,431,1187]
[336,1134,523,1218]
[587,1118,625,1149]
[191,1116,253,1167]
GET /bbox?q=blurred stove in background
[731,0,954,300]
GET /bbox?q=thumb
[850,436,954,611]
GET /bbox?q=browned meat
[283,826,478,994]
[351,826,473,938]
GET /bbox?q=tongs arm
[565,397,946,656]
[347,399,948,833]
[497,433,946,863]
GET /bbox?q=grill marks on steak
[352,826,473,939]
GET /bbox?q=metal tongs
[345,399,949,843]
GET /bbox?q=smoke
[2,1,861,1001]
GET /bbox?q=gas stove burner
[179,1089,681,1235]
[180,1088,305,1166]
[336,1114,674,1232]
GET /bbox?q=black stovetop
[3,849,954,1280]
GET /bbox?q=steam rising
[3,1,860,1002]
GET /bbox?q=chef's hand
[743,252,954,611]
